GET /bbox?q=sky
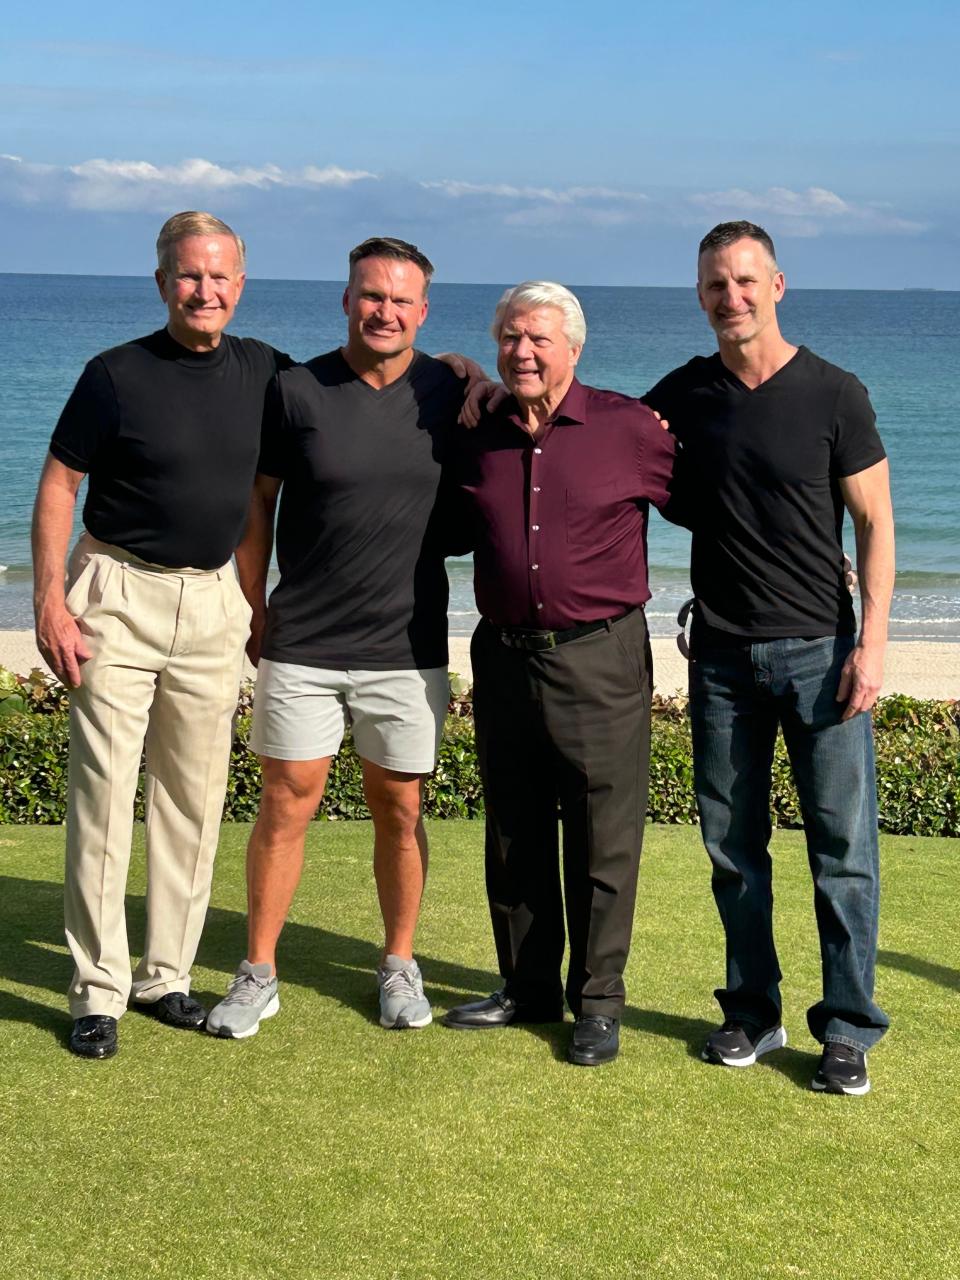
[1,0,957,288]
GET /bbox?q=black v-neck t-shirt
[644,346,886,638]
[50,329,290,569]
[257,349,465,670]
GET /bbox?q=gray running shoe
[377,955,432,1029]
[206,961,280,1039]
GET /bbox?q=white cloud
[689,185,926,235]
[0,154,378,212]
[422,178,648,205]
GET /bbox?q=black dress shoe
[136,992,208,1030]
[70,1015,118,1060]
[443,989,564,1030]
[568,1015,620,1066]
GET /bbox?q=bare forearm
[235,484,278,613]
[854,515,895,651]
[31,476,76,615]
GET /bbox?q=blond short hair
[156,211,246,273]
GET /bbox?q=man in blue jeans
[644,221,895,1096]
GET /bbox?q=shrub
[0,667,956,836]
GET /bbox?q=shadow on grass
[0,874,500,1031]
[878,949,960,992]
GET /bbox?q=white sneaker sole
[208,993,280,1039]
[811,1075,871,1096]
[703,1024,788,1067]
[380,1008,433,1030]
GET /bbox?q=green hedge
[1,668,957,836]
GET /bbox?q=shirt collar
[503,377,588,430]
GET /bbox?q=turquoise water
[1,274,957,638]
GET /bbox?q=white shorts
[249,660,449,774]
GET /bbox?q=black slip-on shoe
[136,992,208,1030]
[70,1015,118,1060]
[568,1015,620,1066]
[442,989,563,1030]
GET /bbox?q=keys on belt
[497,610,633,652]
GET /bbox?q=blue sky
[1,0,957,287]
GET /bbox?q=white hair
[490,281,586,348]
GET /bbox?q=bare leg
[246,755,332,974]
[361,760,427,961]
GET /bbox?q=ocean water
[1,274,957,640]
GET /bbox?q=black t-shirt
[258,349,464,670]
[644,346,886,638]
[50,329,290,569]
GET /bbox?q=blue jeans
[689,634,889,1051]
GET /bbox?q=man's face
[496,305,581,404]
[343,256,429,359]
[155,234,246,350]
[697,238,785,347]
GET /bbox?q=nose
[375,298,396,322]
[195,274,216,302]
[514,334,533,359]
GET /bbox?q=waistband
[76,532,230,578]
[493,608,636,653]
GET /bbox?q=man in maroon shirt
[442,282,681,1065]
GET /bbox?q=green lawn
[1,821,958,1280]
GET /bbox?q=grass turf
[1,821,958,1280]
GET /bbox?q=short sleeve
[255,374,287,478]
[49,357,119,472]
[833,376,886,478]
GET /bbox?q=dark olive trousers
[471,609,652,1018]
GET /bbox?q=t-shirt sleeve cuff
[48,439,90,472]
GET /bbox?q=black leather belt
[496,609,634,652]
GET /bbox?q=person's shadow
[0,874,500,1040]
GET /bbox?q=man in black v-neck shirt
[32,211,290,1061]
[206,237,465,1040]
[644,221,895,1095]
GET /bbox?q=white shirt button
[533,486,541,492]
[534,447,542,454]
[531,564,539,570]
[536,602,543,609]
[532,524,540,531]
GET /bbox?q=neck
[516,377,574,433]
[718,332,797,389]
[166,323,222,353]
[341,343,415,389]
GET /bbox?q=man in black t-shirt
[206,237,465,1040]
[32,211,288,1061]
[644,221,895,1096]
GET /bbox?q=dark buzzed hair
[698,220,778,269]
[348,236,435,290]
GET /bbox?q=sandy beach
[2,630,956,701]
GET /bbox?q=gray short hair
[491,281,586,348]
[698,221,778,272]
[156,211,246,273]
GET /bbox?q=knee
[257,759,327,831]
[367,790,423,843]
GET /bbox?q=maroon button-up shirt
[451,378,680,629]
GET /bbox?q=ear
[772,271,786,302]
[235,272,247,301]
[417,295,429,327]
[342,286,350,316]
[155,267,168,302]
[696,280,706,312]
[569,343,583,367]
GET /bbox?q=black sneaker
[702,1018,787,1067]
[811,1042,870,1095]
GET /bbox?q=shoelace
[381,967,421,998]
[224,971,271,1005]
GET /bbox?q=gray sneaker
[206,961,280,1039]
[377,955,432,1029]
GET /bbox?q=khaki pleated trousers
[63,534,251,1018]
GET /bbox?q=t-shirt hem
[261,648,450,672]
